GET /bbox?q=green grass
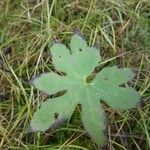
[0,0,150,149]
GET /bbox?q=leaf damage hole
[86,73,95,83]
[119,83,127,88]
[49,90,67,99]
[104,78,108,80]
[54,112,59,119]
[79,48,82,51]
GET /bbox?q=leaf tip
[73,28,81,35]
[28,74,42,86]
[98,144,108,149]
[92,44,99,50]
[28,125,35,133]
[73,29,84,39]
[51,39,60,46]
[139,98,145,107]
[28,78,34,86]
[135,94,142,107]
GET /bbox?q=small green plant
[30,34,140,146]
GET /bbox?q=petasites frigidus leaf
[30,33,140,146]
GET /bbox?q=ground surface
[0,0,150,150]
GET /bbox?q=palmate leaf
[30,34,140,146]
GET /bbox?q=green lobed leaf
[30,93,76,132]
[93,66,140,110]
[30,33,141,146]
[29,72,68,95]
